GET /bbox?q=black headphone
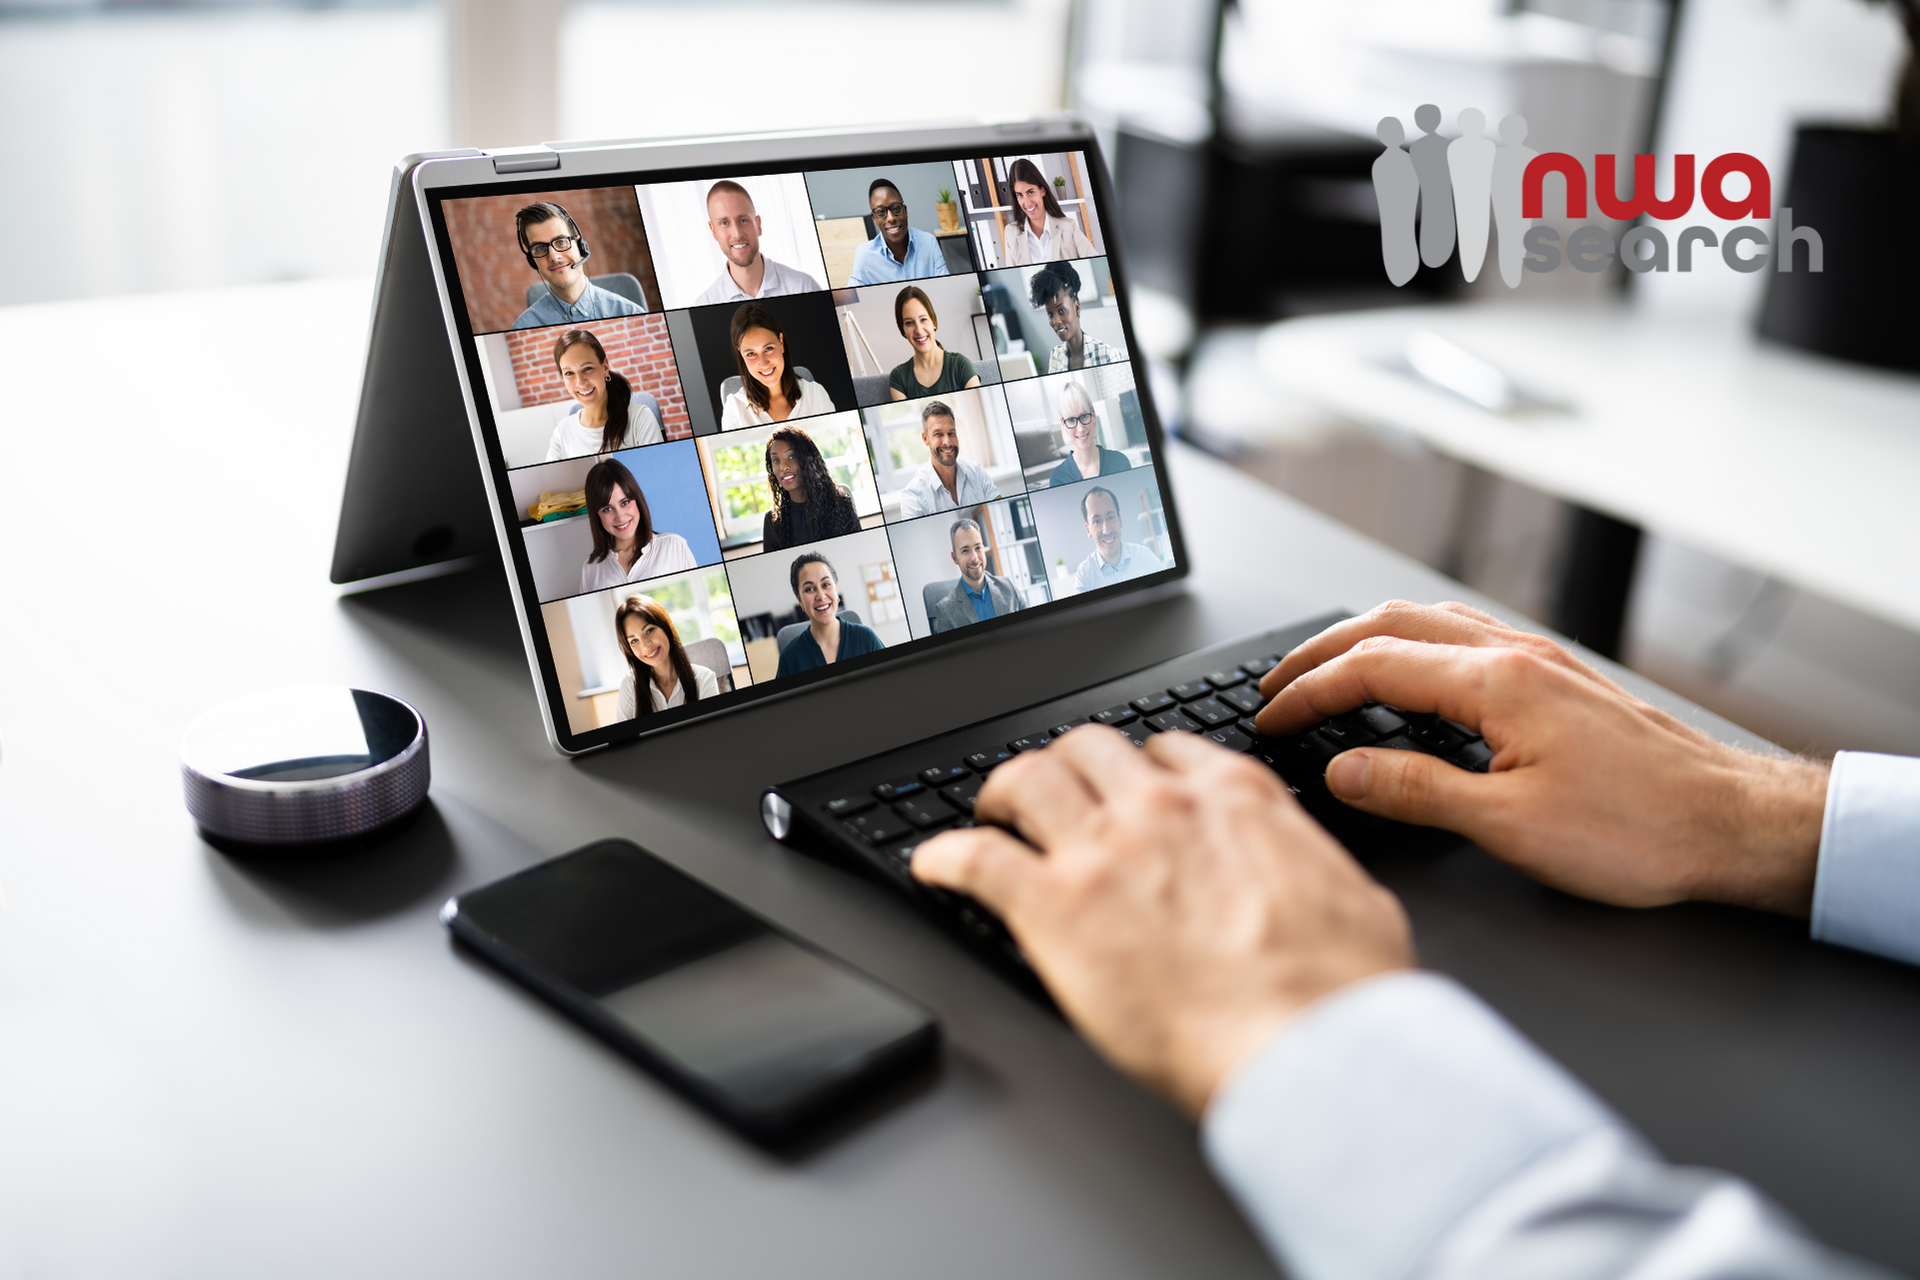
[519,203,592,271]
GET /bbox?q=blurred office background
[4,0,1914,754]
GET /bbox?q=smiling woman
[581,458,699,592]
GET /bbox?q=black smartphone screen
[445,839,936,1140]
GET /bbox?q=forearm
[1202,973,1884,1280]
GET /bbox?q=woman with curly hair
[759,425,862,553]
[613,593,719,720]
[721,302,836,430]
[998,157,1096,266]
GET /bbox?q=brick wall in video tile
[505,313,692,440]
[445,186,661,334]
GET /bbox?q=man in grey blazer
[930,517,1025,632]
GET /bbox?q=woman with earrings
[759,425,862,553]
[545,328,664,461]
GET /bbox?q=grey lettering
[1677,226,1717,272]
[1775,207,1823,273]
[1722,225,1770,273]
[1567,224,1615,273]
[1620,225,1669,273]
[1523,225,1561,272]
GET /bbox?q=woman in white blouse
[544,328,664,461]
[719,302,836,431]
[613,593,720,720]
[578,458,698,592]
[998,157,1098,266]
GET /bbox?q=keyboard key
[1131,692,1176,714]
[1051,720,1084,738]
[1146,709,1201,734]
[966,748,1014,772]
[1353,705,1411,738]
[1205,669,1247,690]
[939,776,984,813]
[1450,740,1495,773]
[845,811,911,846]
[1371,734,1418,754]
[894,797,954,830]
[1319,717,1378,749]
[1218,686,1266,716]
[1411,721,1468,754]
[1204,726,1254,753]
[1119,722,1155,747]
[1285,730,1342,768]
[823,795,874,818]
[1183,697,1238,728]
[1169,680,1212,702]
[1092,704,1138,727]
[1240,656,1281,678]
[873,779,923,801]
[917,763,972,787]
[1009,734,1052,753]
[1440,717,1481,741]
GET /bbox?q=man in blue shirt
[929,517,1025,632]
[847,178,950,286]
[510,202,647,330]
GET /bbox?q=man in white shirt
[1069,486,1163,592]
[896,400,998,518]
[913,599,1910,1280]
[691,180,824,306]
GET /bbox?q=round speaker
[181,686,430,849]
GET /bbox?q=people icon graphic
[1373,108,1533,290]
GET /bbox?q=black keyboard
[762,613,1489,985]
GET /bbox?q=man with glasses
[847,178,950,286]
[511,202,646,330]
[1071,485,1162,593]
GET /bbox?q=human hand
[1252,601,1828,916]
[911,727,1413,1117]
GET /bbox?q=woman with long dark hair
[613,593,719,719]
[887,285,982,401]
[999,157,1097,266]
[721,302,836,430]
[759,425,861,553]
[545,329,664,460]
[580,458,698,591]
[774,552,886,678]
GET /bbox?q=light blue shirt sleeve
[1813,751,1920,966]
[1202,972,1887,1280]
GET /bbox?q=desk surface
[2,280,1918,1278]
[1255,302,1920,636]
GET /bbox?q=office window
[707,419,879,542]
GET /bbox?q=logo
[1372,105,1824,286]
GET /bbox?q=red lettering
[1595,154,1694,220]
[1523,153,1587,219]
[1701,153,1771,220]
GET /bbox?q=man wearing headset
[511,202,647,330]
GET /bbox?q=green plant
[1053,176,1066,188]
[937,186,954,203]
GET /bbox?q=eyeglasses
[871,202,908,220]
[526,235,578,258]
[1060,411,1096,429]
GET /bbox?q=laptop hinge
[491,151,560,175]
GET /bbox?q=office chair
[523,273,649,312]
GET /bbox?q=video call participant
[1072,485,1163,592]
[511,203,647,329]
[1029,261,1119,374]
[897,400,999,518]
[578,459,699,592]
[1047,380,1131,488]
[692,180,824,305]
[775,552,886,677]
[847,178,949,286]
[722,303,838,431]
[888,286,981,401]
[546,329,665,460]
[760,426,863,553]
[998,158,1097,267]
[613,593,720,719]
[931,517,1026,631]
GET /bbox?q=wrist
[1700,754,1829,917]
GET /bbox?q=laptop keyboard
[768,617,1489,975]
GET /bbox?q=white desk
[1253,302,1920,635]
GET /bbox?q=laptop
[334,116,1490,985]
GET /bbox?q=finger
[1046,723,1161,803]
[1325,745,1502,835]
[1141,726,1237,774]
[974,748,1100,851]
[911,825,1043,920]
[1255,637,1505,737]
[1261,600,1516,698]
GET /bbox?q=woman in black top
[760,425,862,552]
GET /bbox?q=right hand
[1250,601,1829,916]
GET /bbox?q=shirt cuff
[1200,971,1619,1280]
[1812,751,1920,966]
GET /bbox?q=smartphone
[442,838,939,1144]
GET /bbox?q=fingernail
[1327,751,1372,800]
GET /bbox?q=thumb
[1325,747,1490,832]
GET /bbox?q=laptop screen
[427,143,1183,751]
